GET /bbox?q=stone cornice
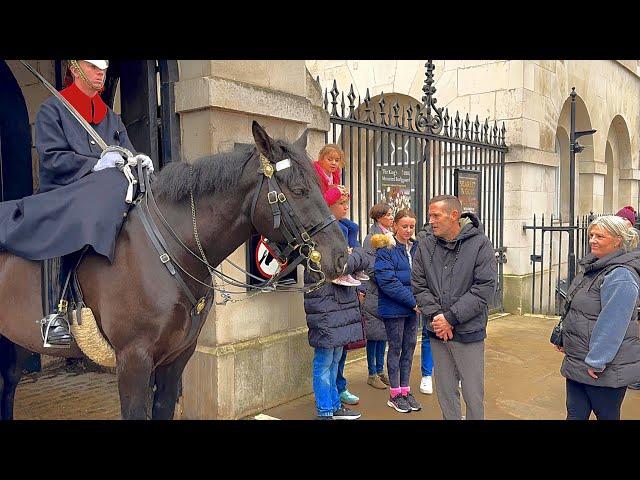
[578,161,608,175]
[619,168,640,180]
[175,76,328,130]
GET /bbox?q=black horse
[0,121,348,419]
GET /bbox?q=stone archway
[605,114,633,212]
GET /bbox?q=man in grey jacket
[412,195,497,420]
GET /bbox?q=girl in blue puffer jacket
[374,208,422,413]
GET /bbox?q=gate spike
[329,80,339,116]
[364,89,372,123]
[500,122,507,146]
[454,111,461,139]
[340,92,346,118]
[443,108,450,137]
[379,92,387,126]
[474,115,480,141]
[464,112,471,140]
[406,104,414,131]
[347,84,356,119]
[392,100,400,127]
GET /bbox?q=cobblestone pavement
[14,365,120,420]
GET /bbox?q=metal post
[568,88,577,285]
[567,88,596,286]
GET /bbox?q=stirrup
[39,312,72,348]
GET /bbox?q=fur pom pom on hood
[371,232,396,249]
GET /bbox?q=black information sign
[454,168,481,216]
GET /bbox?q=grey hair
[588,215,639,252]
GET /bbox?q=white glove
[134,153,154,173]
[93,151,125,172]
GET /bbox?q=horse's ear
[252,121,275,160]
[293,129,308,151]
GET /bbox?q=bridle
[136,148,338,315]
[248,153,337,286]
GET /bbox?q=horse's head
[249,121,348,281]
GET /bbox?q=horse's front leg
[0,337,31,420]
[116,346,155,420]
[152,343,197,420]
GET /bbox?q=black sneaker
[332,407,361,420]
[387,395,411,413]
[404,393,422,411]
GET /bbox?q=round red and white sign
[255,237,287,279]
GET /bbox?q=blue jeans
[366,340,386,375]
[337,348,348,394]
[313,347,343,417]
[339,218,360,248]
[421,321,433,376]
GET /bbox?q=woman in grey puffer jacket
[558,216,640,420]
[361,203,394,389]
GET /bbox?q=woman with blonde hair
[556,215,640,420]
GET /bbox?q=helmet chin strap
[70,60,104,92]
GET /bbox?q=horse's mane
[152,141,320,202]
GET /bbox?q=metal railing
[523,212,600,315]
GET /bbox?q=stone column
[619,169,640,210]
[577,162,607,214]
[174,61,329,419]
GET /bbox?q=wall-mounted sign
[377,165,412,214]
[246,234,297,286]
[454,168,481,216]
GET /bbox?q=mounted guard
[0,60,153,347]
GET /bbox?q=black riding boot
[40,257,72,348]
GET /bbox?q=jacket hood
[457,212,484,240]
[371,232,395,249]
[580,249,640,276]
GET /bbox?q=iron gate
[322,61,508,310]
[523,212,600,315]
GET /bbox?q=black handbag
[549,321,564,347]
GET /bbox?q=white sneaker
[332,274,361,287]
[419,376,433,395]
[458,380,462,389]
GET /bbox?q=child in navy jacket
[374,208,422,413]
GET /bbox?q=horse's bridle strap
[137,192,198,307]
[250,155,337,275]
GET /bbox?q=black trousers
[565,378,627,420]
